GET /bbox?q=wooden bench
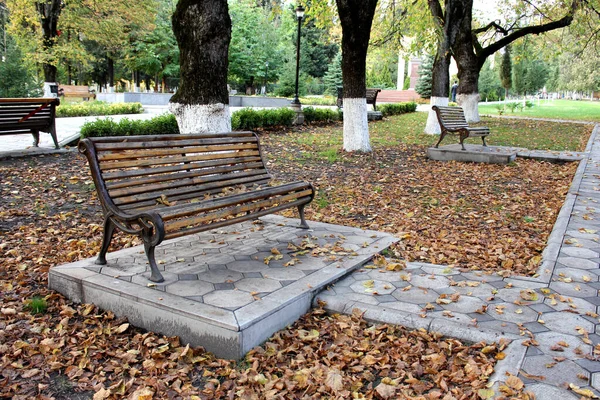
[0,98,60,149]
[79,132,315,282]
[336,87,382,111]
[58,85,96,101]
[432,106,490,150]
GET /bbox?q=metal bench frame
[432,105,490,150]
[0,98,60,149]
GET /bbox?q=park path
[318,123,600,399]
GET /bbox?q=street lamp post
[291,4,305,124]
[263,61,269,96]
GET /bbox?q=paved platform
[319,124,600,398]
[49,215,397,359]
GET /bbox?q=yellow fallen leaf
[569,383,599,398]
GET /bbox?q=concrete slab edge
[488,339,528,393]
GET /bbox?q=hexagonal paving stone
[165,280,214,297]
[554,267,600,283]
[557,257,599,270]
[544,296,598,314]
[292,257,332,271]
[337,292,381,306]
[235,277,281,293]
[198,269,243,284]
[365,270,408,282]
[196,254,236,265]
[392,287,438,304]
[452,282,497,298]
[561,247,600,259]
[550,281,597,298]
[350,279,396,296]
[540,311,596,336]
[203,289,254,309]
[522,356,589,387]
[261,268,306,281]
[227,260,269,273]
[486,302,538,324]
[131,271,178,286]
[593,372,600,391]
[408,275,451,291]
[534,331,593,359]
[496,287,544,304]
[101,264,147,277]
[526,383,580,400]
[437,295,486,314]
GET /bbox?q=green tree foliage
[323,52,342,95]
[228,0,282,91]
[500,46,512,99]
[478,58,503,102]
[415,54,433,98]
[366,47,397,89]
[0,35,42,97]
[512,41,549,95]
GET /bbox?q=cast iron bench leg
[434,131,446,148]
[482,136,487,147]
[143,228,165,283]
[96,216,116,265]
[298,204,310,229]
[32,130,40,147]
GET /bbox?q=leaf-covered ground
[1,115,589,399]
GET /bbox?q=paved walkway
[318,123,600,399]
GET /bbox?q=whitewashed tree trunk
[457,93,480,122]
[170,103,231,134]
[343,98,370,152]
[424,96,449,135]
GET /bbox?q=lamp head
[295,5,305,19]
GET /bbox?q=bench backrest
[79,132,272,213]
[432,106,468,130]
[0,98,59,133]
[59,85,92,93]
[336,88,381,105]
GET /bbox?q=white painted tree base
[343,98,371,152]
[457,93,480,123]
[42,82,58,98]
[169,103,232,134]
[424,96,449,135]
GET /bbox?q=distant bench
[432,105,490,150]
[336,87,382,111]
[79,132,315,283]
[0,98,60,149]
[58,85,96,101]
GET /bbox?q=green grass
[277,112,592,153]
[479,99,600,122]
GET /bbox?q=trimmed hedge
[379,102,418,117]
[57,101,144,118]
[80,114,179,138]
[231,107,295,130]
[303,107,342,123]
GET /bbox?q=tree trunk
[170,0,232,134]
[36,0,61,83]
[108,56,115,92]
[336,0,378,152]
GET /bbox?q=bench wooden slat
[165,188,313,232]
[432,105,490,150]
[119,173,272,211]
[102,155,263,182]
[94,136,258,151]
[160,182,311,220]
[106,161,267,196]
[99,150,261,170]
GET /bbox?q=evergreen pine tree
[0,35,41,97]
[500,46,512,100]
[323,52,342,96]
[415,54,434,98]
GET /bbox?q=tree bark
[36,0,61,83]
[336,0,378,152]
[170,0,232,133]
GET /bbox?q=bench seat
[432,105,490,150]
[79,132,315,282]
[336,88,382,111]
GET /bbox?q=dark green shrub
[379,102,418,117]
[80,114,179,138]
[303,107,342,123]
[57,101,144,118]
[231,107,295,130]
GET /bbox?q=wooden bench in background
[79,132,315,283]
[432,105,490,150]
[0,98,60,149]
[336,88,382,111]
[58,85,96,101]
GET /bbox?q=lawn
[1,113,588,399]
[478,99,600,123]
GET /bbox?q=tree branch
[477,0,582,60]
[472,20,507,35]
